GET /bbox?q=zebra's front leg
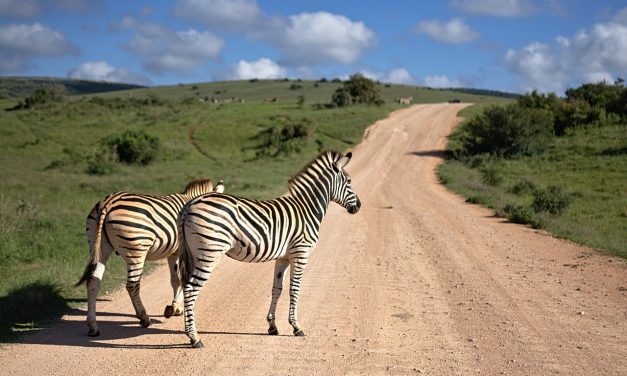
[164,254,183,318]
[266,259,289,335]
[124,256,150,328]
[288,249,311,336]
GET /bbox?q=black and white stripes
[76,178,224,337]
[178,151,360,348]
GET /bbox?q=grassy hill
[0,77,145,98]
[0,78,509,342]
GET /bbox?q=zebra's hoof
[139,317,151,328]
[164,305,175,318]
[268,327,279,335]
[191,339,204,349]
[294,329,305,337]
[87,328,100,337]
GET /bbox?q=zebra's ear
[334,152,352,171]
[214,180,225,193]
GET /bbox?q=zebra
[178,151,361,348]
[76,178,225,337]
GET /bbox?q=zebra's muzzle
[347,198,361,214]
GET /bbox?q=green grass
[439,108,627,258]
[0,79,509,342]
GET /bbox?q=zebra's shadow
[10,307,290,349]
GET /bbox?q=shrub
[290,83,303,90]
[532,185,572,215]
[503,204,542,228]
[331,88,351,107]
[86,150,117,175]
[254,117,314,158]
[480,165,503,186]
[460,104,554,157]
[103,130,160,165]
[509,179,537,195]
[9,86,66,110]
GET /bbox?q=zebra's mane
[181,178,213,195]
[288,151,340,189]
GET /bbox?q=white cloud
[117,17,224,74]
[174,1,376,67]
[423,75,463,88]
[230,58,287,80]
[505,10,627,93]
[68,61,150,85]
[415,18,479,44]
[360,68,415,85]
[452,0,535,17]
[0,22,77,72]
[277,12,376,65]
[0,0,42,18]
[173,0,264,32]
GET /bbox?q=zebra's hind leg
[164,254,183,318]
[266,259,289,335]
[287,248,311,337]
[183,250,225,348]
[124,254,150,328]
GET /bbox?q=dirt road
[1,104,625,375]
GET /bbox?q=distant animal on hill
[76,178,225,337]
[397,96,413,105]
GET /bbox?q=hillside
[0,77,145,98]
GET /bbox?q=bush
[480,165,503,186]
[331,88,351,107]
[331,74,382,107]
[86,150,117,175]
[460,104,554,157]
[254,117,314,158]
[9,86,66,110]
[509,179,537,195]
[290,83,303,90]
[503,204,542,228]
[104,130,160,165]
[532,185,572,215]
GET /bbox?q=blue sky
[1,0,626,93]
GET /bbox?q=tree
[331,74,382,107]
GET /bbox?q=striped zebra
[178,151,361,348]
[76,178,225,337]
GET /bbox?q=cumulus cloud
[68,61,150,85]
[415,18,479,44]
[360,68,415,85]
[229,58,287,80]
[276,12,376,65]
[0,0,98,18]
[423,75,463,88]
[505,10,627,93]
[0,0,42,18]
[116,17,224,74]
[0,22,77,72]
[174,1,376,67]
[452,0,535,17]
[173,0,265,32]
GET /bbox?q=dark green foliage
[331,74,383,107]
[86,150,117,175]
[0,77,144,98]
[104,129,160,165]
[509,179,537,195]
[290,83,303,90]
[503,204,542,228]
[297,95,305,108]
[480,165,503,186]
[331,87,351,107]
[459,104,554,157]
[9,86,66,110]
[254,116,314,158]
[532,185,572,215]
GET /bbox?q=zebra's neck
[287,166,333,224]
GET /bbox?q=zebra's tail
[75,201,109,287]
[177,205,194,288]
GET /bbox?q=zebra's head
[331,152,361,215]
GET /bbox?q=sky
[0,0,626,94]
